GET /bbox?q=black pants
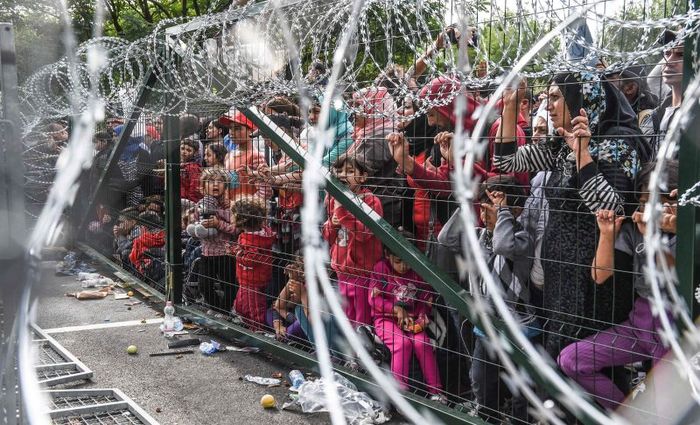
[471,335,537,424]
[198,255,236,313]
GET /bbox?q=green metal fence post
[677,1,700,320]
[164,34,183,304]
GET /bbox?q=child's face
[204,147,218,166]
[180,144,195,162]
[203,177,226,197]
[229,124,250,145]
[480,202,498,231]
[309,106,321,125]
[388,254,410,275]
[206,122,220,140]
[336,161,367,192]
[633,191,675,234]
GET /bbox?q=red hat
[145,125,160,141]
[418,76,479,132]
[219,109,257,131]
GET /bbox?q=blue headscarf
[317,96,353,168]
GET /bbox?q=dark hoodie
[493,71,650,358]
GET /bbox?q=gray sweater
[471,208,538,329]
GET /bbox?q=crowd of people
[31,25,688,423]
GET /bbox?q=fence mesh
[17,0,700,423]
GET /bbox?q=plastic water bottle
[289,370,305,389]
[162,301,176,333]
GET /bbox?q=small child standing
[180,137,203,203]
[470,175,538,424]
[195,168,237,313]
[232,197,276,331]
[128,211,165,282]
[322,155,383,326]
[558,161,678,411]
[368,229,445,403]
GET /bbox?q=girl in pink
[368,238,446,403]
[322,155,383,326]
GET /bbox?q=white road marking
[44,318,163,334]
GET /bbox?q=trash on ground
[127,291,134,297]
[149,350,195,357]
[155,407,162,413]
[225,345,260,353]
[66,286,113,300]
[199,340,222,355]
[77,272,102,281]
[272,372,284,379]
[81,277,114,288]
[160,301,184,337]
[282,373,390,425]
[127,345,138,355]
[125,301,142,306]
[289,370,306,390]
[244,375,281,386]
[137,329,146,333]
[114,292,130,300]
[55,252,97,276]
[168,338,201,349]
[260,394,276,409]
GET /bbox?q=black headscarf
[551,71,652,163]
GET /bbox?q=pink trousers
[338,273,372,326]
[374,318,443,394]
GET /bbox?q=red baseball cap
[145,125,160,140]
[218,109,257,130]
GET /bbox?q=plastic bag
[198,340,221,355]
[244,375,282,386]
[284,373,390,425]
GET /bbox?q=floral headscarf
[551,71,606,133]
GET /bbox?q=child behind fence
[470,175,539,424]
[180,137,203,203]
[232,197,276,331]
[194,168,237,313]
[322,154,383,326]
[368,228,446,403]
[558,161,678,412]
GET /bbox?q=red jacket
[322,189,383,277]
[180,162,202,203]
[235,227,275,287]
[129,230,165,273]
[406,152,442,250]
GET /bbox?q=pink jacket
[368,259,435,321]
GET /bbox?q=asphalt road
[34,260,333,425]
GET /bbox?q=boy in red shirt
[232,197,276,331]
[180,137,202,202]
[322,155,383,326]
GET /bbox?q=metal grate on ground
[31,324,93,386]
[44,389,159,425]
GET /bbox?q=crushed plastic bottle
[282,372,390,425]
[244,375,282,386]
[199,340,221,355]
[289,370,305,390]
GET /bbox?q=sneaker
[429,394,449,405]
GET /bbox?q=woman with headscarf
[493,71,651,360]
[302,96,354,169]
[345,86,406,228]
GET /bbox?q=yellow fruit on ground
[127,345,138,354]
[127,291,134,297]
[260,394,275,409]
